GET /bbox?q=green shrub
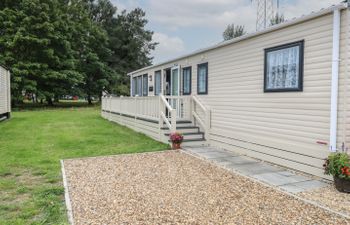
[324,153,350,180]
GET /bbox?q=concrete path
[183,146,329,194]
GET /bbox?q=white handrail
[160,95,172,111]
[160,111,171,130]
[159,94,176,134]
[192,96,211,140]
[192,95,209,112]
[192,111,206,130]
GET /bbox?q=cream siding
[337,8,350,151]
[101,111,160,141]
[128,8,350,178]
[0,66,10,116]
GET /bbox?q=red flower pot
[172,142,181,150]
[334,176,350,193]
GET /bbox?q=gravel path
[298,185,350,217]
[63,151,350,224]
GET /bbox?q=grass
[0,107,168,225]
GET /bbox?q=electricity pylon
[252,0,275,31]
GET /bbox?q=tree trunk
[46,97,53,106]
[88,94,92,105]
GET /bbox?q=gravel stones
[298,185,350,217]
[63,151,350,224]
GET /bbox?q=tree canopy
[0,0,156,104]
[270,13,285,26]
[222,24,246,41]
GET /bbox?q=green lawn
[0,107,168,225]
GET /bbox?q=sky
[110,0,341,64]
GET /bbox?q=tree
[70,0,157,98]
[0,0,82,105]
[0,0,157,104]
[270,13,285,26]
[68,0,114,104]
[223,24,246,41]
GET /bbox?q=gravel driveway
[63,151,350,224]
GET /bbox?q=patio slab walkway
[183,146,329,194]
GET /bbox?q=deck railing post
[170,109,177,133]
[108,95,111,121]
[158,96,163,141]
[134,97,137,122]
[205,110,211,141]
[119,96,122,124]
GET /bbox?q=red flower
[341,166,350,176]
[170,132,184,144]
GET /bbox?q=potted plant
[324,152,350,193]
[170,132,184,150]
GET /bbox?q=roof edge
[128,3,347,76]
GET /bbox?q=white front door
[170,66,180,115]
[171,66,180,96]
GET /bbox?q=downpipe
[329,8,341,152]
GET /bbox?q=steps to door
[161,120,207,146]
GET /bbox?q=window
[142,74,148,96]
[182,67,191,95]
[197,63,208,94]
[137,76,142,96]
[154,70,162,96]
[132,77,136,96]
[264,40,304,92]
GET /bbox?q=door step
[162,126,200,134]
[165,132,204,140]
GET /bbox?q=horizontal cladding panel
[211,121,328,144]
[208,46,332,66]
[210,128,328,159]
[210,137,327,178]
[206,43,331,67]
[210,110,329,122]
[202,101,330,110]
[210,133,325,166]
[103,112,162,142]
[209,81,330,90]
[206,68,332,79]
[211,113,329,130]
[209,106,330,117]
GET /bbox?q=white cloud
[110,0,141,13]
[281,0,341,20]
[148,0,255,30]
[147,0,342,32]
[152,32,186,63]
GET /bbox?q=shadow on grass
[12,101,100,112]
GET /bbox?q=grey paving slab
[182,146,329,194]
[186,147,221,154]
[276,171,295,177]
[252,172,311,186]
[211,156,240,164]
[199,151,237,159]
[224,156,258,165]
[279,184,306,193]
[228,163,283,175]
[215,156,259,168]
[291,180,329,191]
